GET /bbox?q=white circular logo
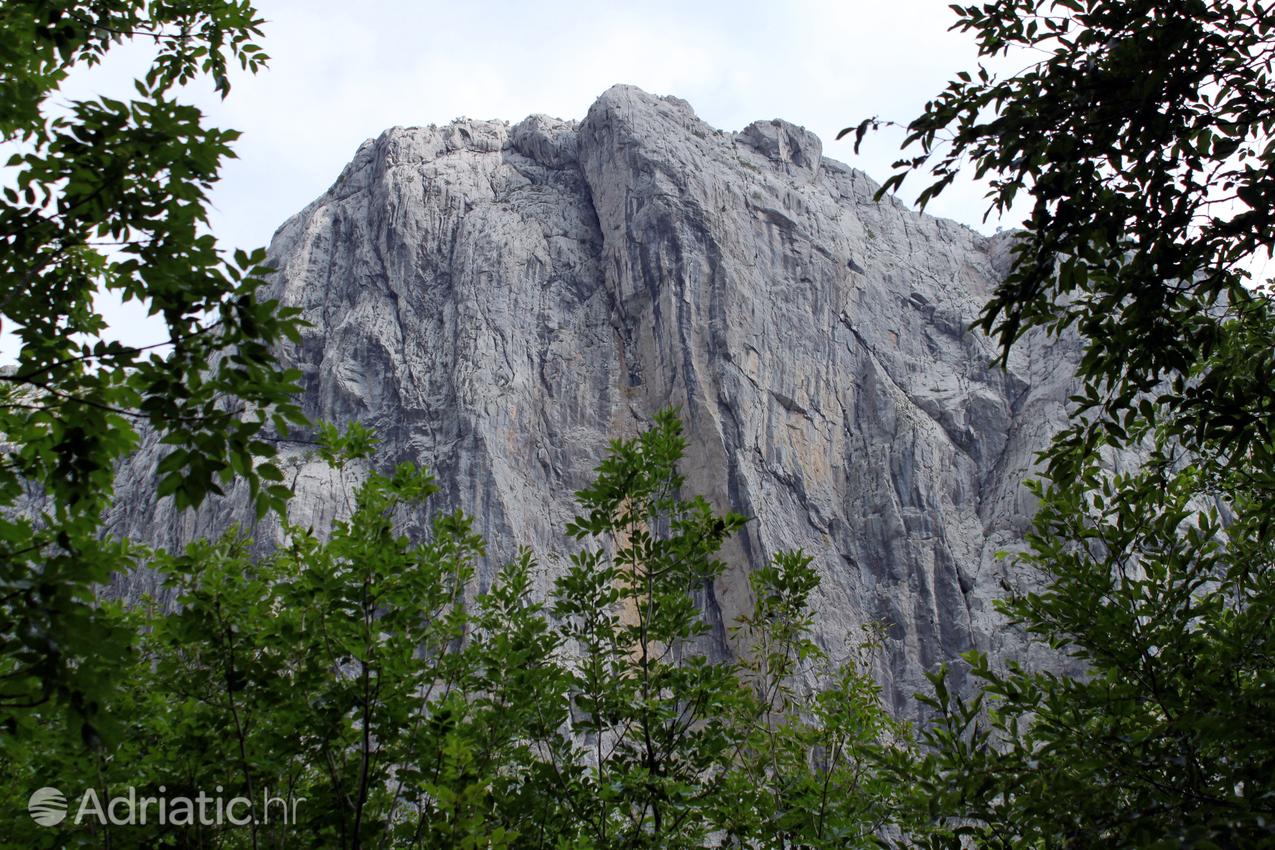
[28,787,67,826]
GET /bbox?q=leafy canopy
[0,412,908,849]
[0,2,304,729]
[849,0,1275,482]
[855,2,1275,847]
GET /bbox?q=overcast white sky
[193,0,1020,250]
[5,0,1021,361]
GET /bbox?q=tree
[716,560,904,848]
[0,1,304,731]
[0,423,551,850]
[894,457,1275,848]
[546,408,759,848]
[0,413,908,848]
[854,0,1275,482]
[546,409,905,849]
[853,2,1275,846]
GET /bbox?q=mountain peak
[110,88,1075,714]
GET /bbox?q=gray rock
[107,85,1077,714]
[736,118,823,179]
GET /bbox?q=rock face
[108,86,1077,713]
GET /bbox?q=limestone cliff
[108,86,1077,711]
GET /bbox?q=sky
[200,0,1011,250]
[4,0,1018,361]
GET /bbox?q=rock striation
[108,85,1078,713]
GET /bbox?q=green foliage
[527,408,908,848]
[864,0,1275,483]
[548,408,752,848]
[0,2,305,730]
[0,413,906,848]
[719,555,905,849]
[0,423,542,849]
[893,461,1275,848]
[866,2,1275,847]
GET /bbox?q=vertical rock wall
[108,86,1077,711]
